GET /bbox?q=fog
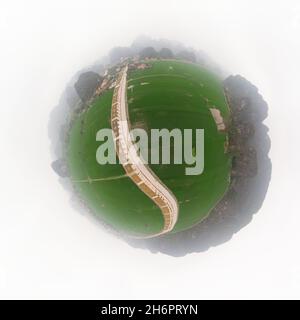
[0,0,300,299]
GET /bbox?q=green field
[67,60,231,237]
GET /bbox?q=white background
[0,0,300,299]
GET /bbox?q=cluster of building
[92,58,152,101]
[93,70,118,97]
[128,61,151,71]
[209,107,226,132]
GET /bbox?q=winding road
[111,65,179,237]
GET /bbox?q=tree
[74,72,103,103]
[159,48,174,59]
[65,86,79,108]
[51,159,69,178]
[139,47,158,59]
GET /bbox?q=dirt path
[72,174,128,183]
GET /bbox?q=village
[93,58,151,98]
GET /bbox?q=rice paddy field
[67,60,232,237]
